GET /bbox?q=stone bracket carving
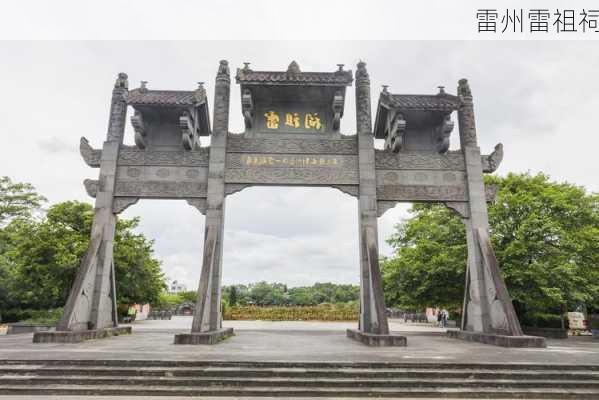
[242,89,254,129]
[377,200,398,217]
[84,179,99,198]
[186,198,207,215]
[131,110,147,149]
[225,183,253,196]
[435,114,454,154]
[481,143,504,173]
[332,90,344,131]
[80,137,101,168]
[180,110,199,151]
[444,201,469,219]
[384,112,406,153]
[331,185,358,198]
[112,197,139,214]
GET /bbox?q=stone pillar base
[174,328,234,345]
[447,329,546,348]
[32,326,131,344]
[346,329,407,346]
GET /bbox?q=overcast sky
[0,41,597,290]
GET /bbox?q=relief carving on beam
[377,183,499,203]
[226,154,358,170]
[114,181,207,198]
[227,134,358,155]
[377,184,468,202]
[225,167,359,185]
[374,150,466,170]
[118,147,209,166]
[79,140,210,168]
[112,197,139,214]
[80,137,102,167]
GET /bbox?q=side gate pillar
[33,73,132,343]
[451,79,545,347]
[175,60,234,345]
[346,62,406,346]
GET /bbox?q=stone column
[189,61,231,336]
[355,62,389,335]
[457,79,522,336]
[57,73,128,332]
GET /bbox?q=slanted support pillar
[34,73,132,343]
[175,60,233,345]
[449,79,544,348]
[347,62,405,346]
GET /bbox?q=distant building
[168,279,187,294]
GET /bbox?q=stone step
[0,375,598,389]
[1,366,598,380]
[0,384,598,398]
[2,359,597,371]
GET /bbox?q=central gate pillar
[347,62,406,346]
[175,60,234,345]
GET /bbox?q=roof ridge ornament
[458,78,472,98]
[356,60,369,80]
[287,60,301,74]
[115,72,128,89]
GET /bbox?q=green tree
[229,286,238,306]
[0,176,46,226]
[178,290,197,303]
[382,172,599,317]
[1,201,165,318]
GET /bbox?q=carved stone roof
[384,93,460,111]
[236,61,353,86]
[128,89,206,107]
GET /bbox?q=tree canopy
[221,282,360,307]
[0,199,165,321]
[0,176,46,227]
[382,172,599,317]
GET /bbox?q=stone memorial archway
[34,60,544,348]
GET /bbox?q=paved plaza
[0,317,596,365]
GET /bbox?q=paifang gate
[36,60,545,348]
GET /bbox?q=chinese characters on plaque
[476,8,599,33]
[244,155,339,167]
[264,111,323,132]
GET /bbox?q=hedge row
[223,304,359,321]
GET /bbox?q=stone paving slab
[0,319,596,365]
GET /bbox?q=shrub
[223,303,359,321]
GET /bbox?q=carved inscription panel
[227,134,358,155]
[225,152,358,185]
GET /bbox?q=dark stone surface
[346,329,407,347]
[32,326,131,344]
[523,326,569,339]
[447,329,546,348]
[7,324,54,335]
[174,328,234,345]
